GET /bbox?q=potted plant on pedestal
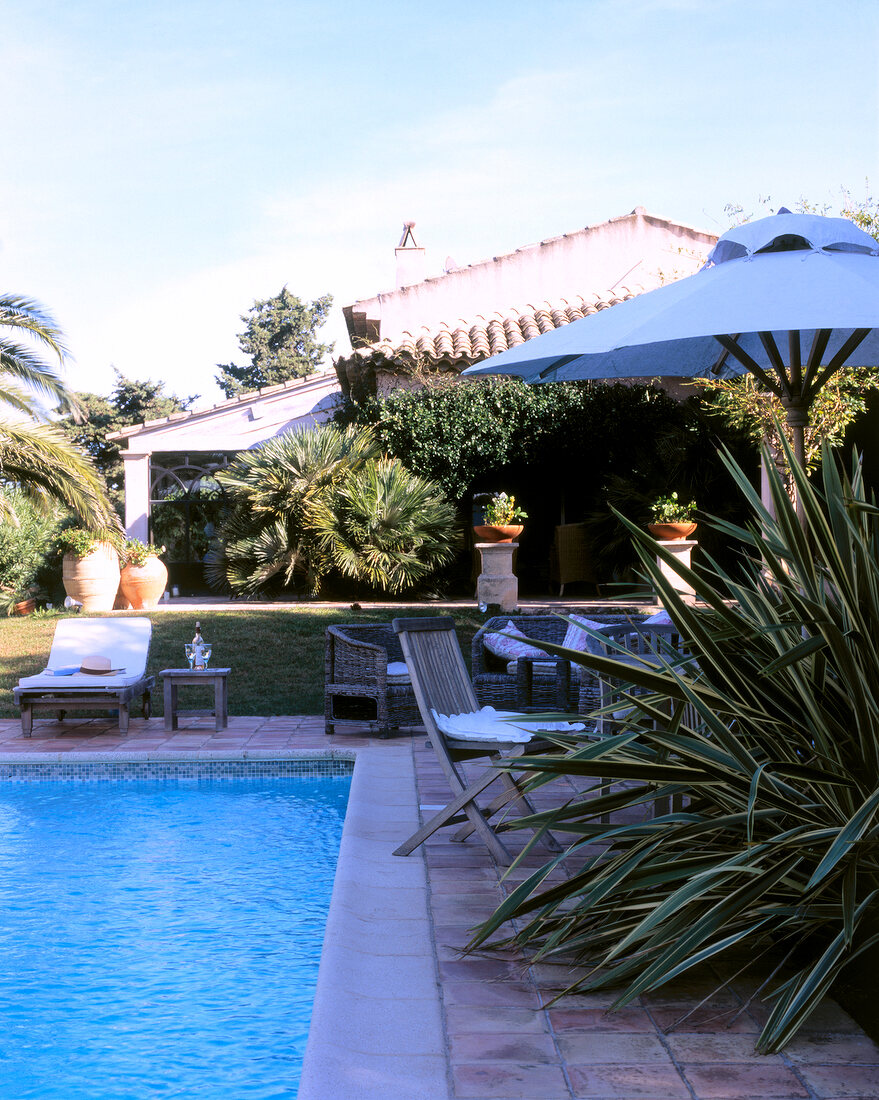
[648,492,697,541]
[119,539,168,609]
[473,492,528,543]
[59,529,121,611]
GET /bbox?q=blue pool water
[0,773,351,1099]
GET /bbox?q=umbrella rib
[805,328,872,400]
[788,332,802,392]
[713,335,781,396]
[537,354,587,381]
[758,332,793,398]
[801,330,833,391]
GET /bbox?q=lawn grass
[0,607,486,719]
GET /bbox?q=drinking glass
[201,644,212,669]
[184,643,195,669]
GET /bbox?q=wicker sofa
[324,623,421,737]
[471,613,638,713]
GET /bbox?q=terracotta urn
[648,522,697,541]
[473,524,524,544]
[120,555,169,609]
[62,542,121,612]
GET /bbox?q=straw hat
[79,655,123,675]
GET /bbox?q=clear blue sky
[2,0,877,406]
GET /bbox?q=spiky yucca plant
[471,438,879,1053]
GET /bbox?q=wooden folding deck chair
[392,616,564,865]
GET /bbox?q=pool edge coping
[297,741,449,1100]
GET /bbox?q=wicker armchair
[549,523,599,595]
[471,613,635,712]
[324,623,422,737]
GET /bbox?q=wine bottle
[192,621,205,670]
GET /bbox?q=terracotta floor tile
[568,1063,691,1099]
[445,1005,549,1036]
[438,958,526,982]
[795,1063,879,1098]
[682,1062,810,1099]
[649,1004,760,1035]
[784,1031,879,1064]
[452,1062,571,1098]
[556,1031,671,1065]
[547,1006,656,1033]
[666,1033,780,1063]
[449,1031,559,1064]
[442,980,543,1009]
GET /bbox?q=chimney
[395,221,426,288]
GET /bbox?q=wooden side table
[160,668,230,732]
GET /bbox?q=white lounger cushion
[386,661,411,685]
[431,706,584,744]
[17,617,151,690]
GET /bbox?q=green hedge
[335,377,758,583]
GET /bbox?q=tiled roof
[334,289,637,399]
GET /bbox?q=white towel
[430,706,584,743]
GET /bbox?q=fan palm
[470,437,879,1053]
[205,423,380,595]
[0,294,115,528]
[311,456,460,593]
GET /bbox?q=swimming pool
[0,763,351,1099]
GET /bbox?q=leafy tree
[0,294,115,530]
[215,287,333,398]
[336,377,696,500]
[60,370,197,507]
[0,489,65,609]
[701,369,879,499]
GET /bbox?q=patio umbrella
[462,210,879,483]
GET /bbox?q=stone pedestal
[655,538,696,604]
[475,542,518,612]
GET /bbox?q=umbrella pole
[783,401,808,524]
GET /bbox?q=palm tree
[206,424,461,596]
[205,423,380,595]
[0,294,115,528]
[312,457,460,593]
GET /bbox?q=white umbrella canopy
[463,211,879,475]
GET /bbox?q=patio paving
[0,713,876,1099]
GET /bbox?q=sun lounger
[14,617,154,736]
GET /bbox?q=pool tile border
[0,755,354,781]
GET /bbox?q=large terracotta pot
[120,556,168,609]
[12,598,36,617]
[648,522,697,541]
[63,543,121,611]
[473,524,524,544]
